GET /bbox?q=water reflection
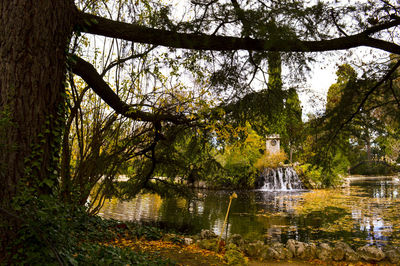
[98,179,400,246]
[100,194,163,221]
[346,179,400,246]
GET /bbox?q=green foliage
[223,52,287,137]
[131,225,163,240]
[284,87,304,162]
[6,183,171,265]
[74,243,170,266]
[326,64,357,111]
[320,62,400,178]
[114,125,225,199]
[296,163,324,188]
[320,169,343,188]
[155,127,222,185]
[300,62,400,186]
[301,149,347,188]
[254,151,287,170]
[197,239,218,251]
[222,52,304,167]
[224,243,248,265]
[213,125,264,188]
[350,161,395,176]
[330,150,350,176]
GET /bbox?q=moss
[224,244,248,265]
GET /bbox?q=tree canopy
[2,0,400,255]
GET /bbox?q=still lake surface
[99,177,400,247]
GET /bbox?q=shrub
[295,163,323,188]
[350,161,395,176]
[217,164,257,188]
[254,151,287,170]
[198,239,218,251]
[224,243,248,265]
[6,192,171,265]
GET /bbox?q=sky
[302,64,336,118]
[83,0,393,122]
[169,0,391,120]
[299,46,391,120]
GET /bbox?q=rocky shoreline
[191,230,400,264]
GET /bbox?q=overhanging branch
[78,12,400,54]
[331,60,400,140]
[69,55,189,124]
[363,17,400,35]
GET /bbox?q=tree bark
[0,0,399,257]
[79,12,400,54]
[0,0,76,252]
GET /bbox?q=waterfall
[256,167,304,191]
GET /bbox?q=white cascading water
[257,167,304,191]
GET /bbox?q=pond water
[98,177,400,247]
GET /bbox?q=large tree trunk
[0,0,76,252]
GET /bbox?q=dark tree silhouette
[1,0,400,249]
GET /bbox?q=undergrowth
[3,193,173,265]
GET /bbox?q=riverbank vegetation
[7,190,400,265]
[2,0,400,263]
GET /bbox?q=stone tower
[266,134,280,154]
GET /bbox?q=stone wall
[266,134,280,155]
[194,230,400,264]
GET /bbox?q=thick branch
[70,55,188,124]
[363,37,400,55]
[78,12,400,54]
[363,17,400,35]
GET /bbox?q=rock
[271,242,284,249]
[356,245,385,262]
[286,239,296,255]
[229,234,244,247]
[296,242,306,257]
[345,249,360,261]
[316,243,332,261]
[184,237,194,245]
[333,242,359,261]
[265,242,291,260]
[383,246,400,265]
[304,243,317,260]
[244,240,264,257]
[385,249,400,264]
[286,239,306,258]
[200,229,217,239]
[285,248,294,259]
[295,242,308,259]
[264,247,280,260]
[265,247,287,260]
[274,242,292,259]
[332,242,346,261]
